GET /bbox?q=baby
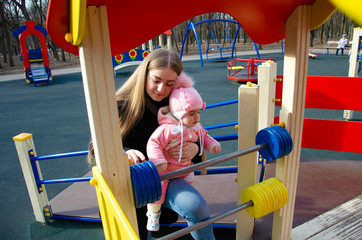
[146,72,221,231]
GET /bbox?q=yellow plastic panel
[67,0,87,45]
[310,0,337,30]
[329,0,362,26]
[91,166,139,240]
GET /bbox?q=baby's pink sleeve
[200,127,221,153]
[146,125,170,165]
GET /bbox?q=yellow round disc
[259,181,276,213]
[252,183,271,216]
[242,186,265,218]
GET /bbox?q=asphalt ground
[0,51,361,239]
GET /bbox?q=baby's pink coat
[147,106,220,204]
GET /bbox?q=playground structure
[308,50,318,59]
[112,49,150,74]
[12,21,52,86]
[180,19,260,67]
[23,0,361,239]
[14,57,362,239]
[348,27,362,78]
[111,30,172,73]
[342,27,362,120]
[14,105,293,236]
[13,94,280,224]
[227,57,277,82]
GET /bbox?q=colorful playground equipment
[348,27,362,77]
[14,125,292,237]
[12,97,260,224]
[179,19,260,67]
[329,0,362,26]
[129,126,292,209]
[111,30,172,73]
[40,0,362,239]
[14,59,362,238]
[227,57,276,82]
[340,27,362,121]
[112,49,150,74]
[308,50,318,59]
[12,21,52,86]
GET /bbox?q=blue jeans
[336,47,344,55]
[163,178,215,240]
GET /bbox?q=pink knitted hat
[170,72,206,119]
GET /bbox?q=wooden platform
[50,172,238,224]
[291,194,362,239]
[50,171,99,219]
[50,158,362,237]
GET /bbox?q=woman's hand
[126,149,146,164]
[168,142,199,162]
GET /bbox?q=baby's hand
[126,149,146,164]
[212,144,221,153]
[156,162,167,173]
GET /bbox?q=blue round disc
[134,163,150,206]
[145,161,162,201]
[138,162,157,203]
[256,128,280,161]
[130,166,143,208]
[269,127,287,159]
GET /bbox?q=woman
[336,34,348,55]
[94,49,215,239]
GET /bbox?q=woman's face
[146,68,178,102]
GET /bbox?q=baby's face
[182,108,201,127]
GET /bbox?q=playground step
[31,67,48,80]
[30,67,50,87]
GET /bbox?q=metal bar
[194,166,238,175]
[38,176,92,184]
[160,143,267,181]
[31,150,89,161]
[160,222,237,229]
[213,134,238,141]
[52,214,102,223]
[158,201,253,240]
[205,99,238,109]
[204,121,238,130]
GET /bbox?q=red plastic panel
[19,21,50,69]
[274,76,362,110]
[305,76,362,110]
[46,0,316,56]
[301,118,362,153]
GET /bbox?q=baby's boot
[146,204,161,231]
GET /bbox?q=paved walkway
[0,66,81,82]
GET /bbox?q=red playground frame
[227,57,276,82]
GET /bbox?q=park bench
[323,40,352,54]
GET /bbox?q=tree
[11,0,40,49]
[0,0,14,67]
[310,29,315,47]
